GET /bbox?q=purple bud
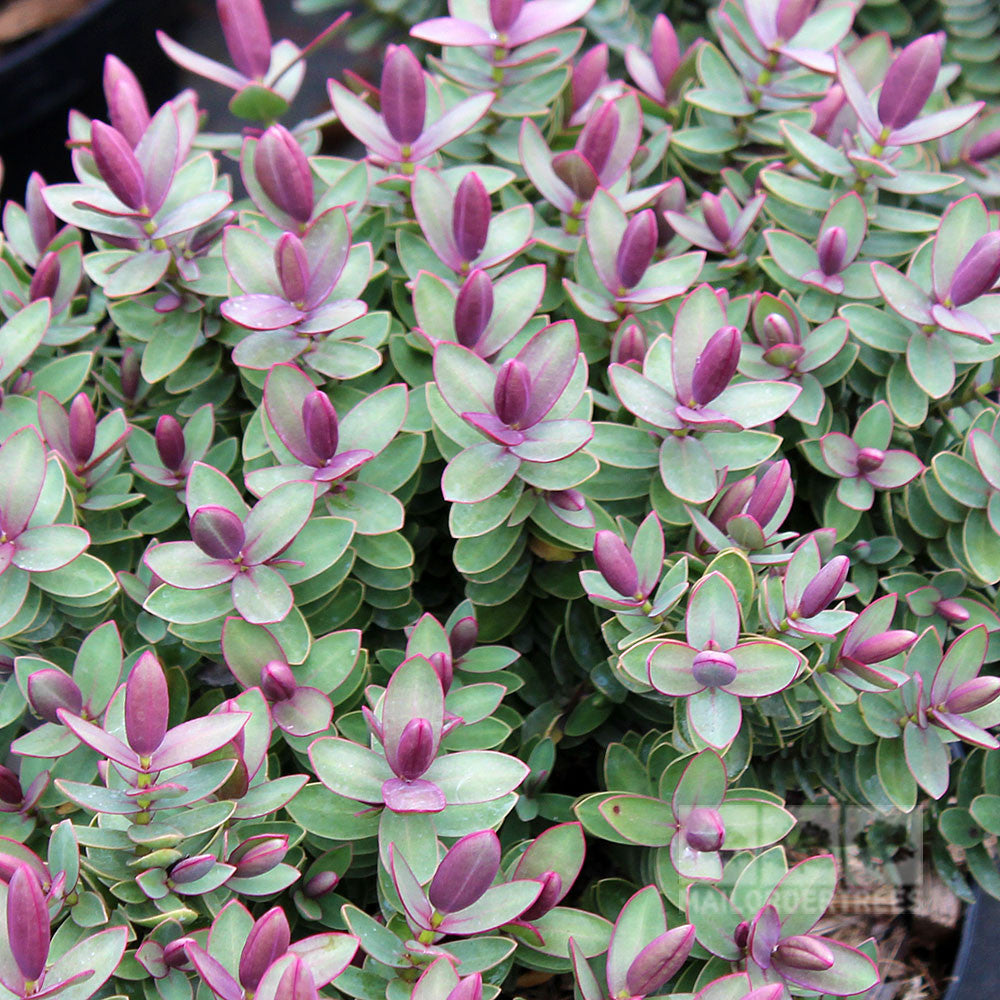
[593,530,640,598]
[261,661,297,702]
[217,0,273,79]
[454,270,494,348]
[0,656,13,679]
[571,45,608,112]
[395,717,436,780]
[684,806,726,852]
[811,85,845,137]
[745,460,791,527]
[691,649,738,689]
[798,555,849,618]
[29,253,60,303]
[68,393,96,465]
[856,447,885,474]
[772,935,834,971]
[548,488,586,511]
[760,313,799,350]
[934,598,970,623]
[947,232,1000,307]
[126,651,169,756]
[239,907,291,991]
[254,126,314,225]
[969,129,1000,163]
[155,415,186,471]
[190,506,245,560]
[91,121,146,211]
[710,476,755,531]
[169,854,217,885]
[0,766,23,807]
[121,348,141,401]
[428,830,501,913]
[164,939,194,970]
[489,0,523,33]
[734,921,750,950]
[7,865,49,982]
[493,358,531,426]
[611,321,648,366]
[28,669,83,724]
[877,34,942,131]
[446,974,483,1000]
[430,652,453,693]
[624,926,695,997]
[25,173,57,253]
[650,15,680,90]
[701,192,731,245]
[449,617,479,659]
[691,326,740,406]
[275,233,310,304]
[303,870,340,898]
[302,391,339,463]
[10,372,32,397]
[578,101,619,175]
[520,870,562,921]
[275,956,318,1000]
[381,46,426,145]
[228,835,288,878]
[944,676,1000,714]
[615,210,657,289]
[817,226,848,276]
[103,55,150,148]
[654,179,686,247]
[552,151,600,202]
[851,629,917,664]
[453,173,491,262]
[775,0,815,40]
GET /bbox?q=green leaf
[659,435,718,504]
[423,751,529,803]
[876,737,918,812]
[309,738,392,804]
[903,722,950,798]
[442,444,520,503]
[717,799,794,849]
[599,795,675,846]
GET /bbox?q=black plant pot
[943,890,1000,999]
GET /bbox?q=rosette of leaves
[881,566,1000,643]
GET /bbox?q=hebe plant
[0,0,1000,997]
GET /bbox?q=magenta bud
[428,830,501,913]
[255,126,314,225]
[163,939,194,971]
[169,854,217,885]
[773,935,834,971]
[745,460,791,527]
[275,955,318,1000]
[25,173,56,253]
[453,173,491,262]
[578,101,619,175]
[239,906,291,991]
[650,15,680,90]
[552,151,600,202]
[489,0,523,32]
[811,85,845,137]
[944,676,1000,714]
[734,921,750,950]
[7,865,49,982]
[851,629,917,664]
[28,669,83,724]
[303,870,340,898]
[548,488,586,511]
[877,34,942,131]
[856,447,885,473]
[68,393,96,465]
[691,649,738,689]
[691,326,740,406]
[91,121,145,211]
[0,766,22,808]
[798,555,849,618]
[260,661,297,702]
[217,0,273,79]
[121,348,141,401]
[381,46,426,145]
[275,233,310,304]
[817,225,848,276]
[29,253,60,303]
[454,269,494,348]
[155,415,186,471]
[103,55,150,148]
[654,179,686,247]
[684,806,726,852]
[760,313,800,350]
[701,192,731,245]
[572,45,608,112]
[520,870,562,921]
[449,617,479,659]
[969,129,1000,163]
[126,651,169,756]
[616,210,657,289]
[229,835,288,878]
[593,530,640,598]
[775,0,815,40]
[0,656,13,679]
[446,974,483,1000]
[611,321,648,366]
[395,717,436,780]
[190,506,245,560]
[493,358,531,427]
[10,372,32,397]
[624,926,695,997]
[710,477,755,531]
[302,391,339,463]
[947,232,1000,307]
[934,598,970,623]
[429,651,453,693]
